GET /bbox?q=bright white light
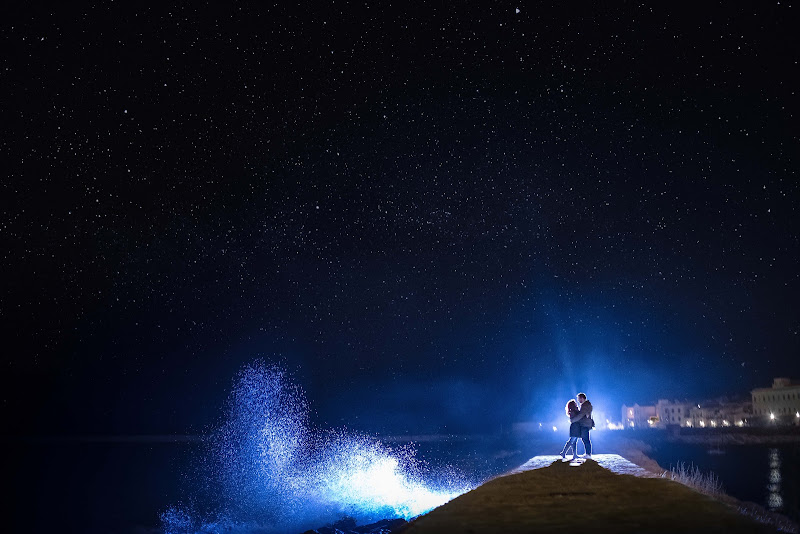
[606,422,624,430]
[770,413,775,420]
[796,412,799,418]
[699,420,705,427]
[552,426,558,432]
[722,420,730,427]
[629,421,635,428]
[318,445,462,518]
[710,421,717,428]
[685,421,692,427]
[737,420,744,427]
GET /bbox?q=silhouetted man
[577,392,594,458]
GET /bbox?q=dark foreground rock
[302,517,407,534]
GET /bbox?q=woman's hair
[565,399,578,417]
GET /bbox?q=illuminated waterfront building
[621,404,657,428]
[655,399,694,427]
[751,378,800,426]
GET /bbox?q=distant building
[628,399,752,429]
[688,400,751,428]
[621,404,657,428]
[718,400,752,427]
[655,399,694,427]
[751,378,800,426]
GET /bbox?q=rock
[332,517,357,531]
[353,518,407,533]
[302,517,408,534]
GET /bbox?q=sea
[7,431,799,533]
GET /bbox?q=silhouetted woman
[559,399,584,460]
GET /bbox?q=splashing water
[162,361,472,533]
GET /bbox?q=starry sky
[2,2,798,436]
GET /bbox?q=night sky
[2,3,798,437]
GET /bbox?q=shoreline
[666,433,800,445]
[614,426,800,445]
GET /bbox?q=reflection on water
[767,448,784,511]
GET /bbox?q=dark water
[9,438,199,534]
[643,438,800,523]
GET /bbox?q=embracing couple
[559,392,594,461]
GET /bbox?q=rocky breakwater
[397,454,782,534]
[302,517,407,534]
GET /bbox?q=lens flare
[161,361,471,533]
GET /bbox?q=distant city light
[736,420,744,427]
[796,412,799,418]
[722,420,730,427]
[699,420,705,427]
[552,426,558,432]
[685,421,693,427]
[710,421,717,428]
[629,421,635,428]
[770,413,775,421]
[606,421,624,430]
